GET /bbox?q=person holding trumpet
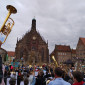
[47,56,71,85]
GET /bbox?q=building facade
[15,19,49,65]
[7,51,15,62]
[71,49,76,62]
[75,37,85,70]
[71,49,76,58]
[50,45,72,64]
[76,37,85,59]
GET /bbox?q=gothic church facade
[15,19,49,64]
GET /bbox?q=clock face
[33,36,36,40]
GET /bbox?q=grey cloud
[1,0,85,53]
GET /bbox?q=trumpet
[0,5,17,45]
[52,56,58,67]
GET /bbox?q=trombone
[0,5,17,45]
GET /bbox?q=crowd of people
[0,63,85,85]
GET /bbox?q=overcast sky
[0,0,85,53]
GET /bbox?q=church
[15,19,49,65]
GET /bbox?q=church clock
[32,36,36,40]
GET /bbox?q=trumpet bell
[6,5,17,14]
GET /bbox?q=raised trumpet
[0,5,17,45]
[52,56,58,67]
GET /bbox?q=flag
[6,54,8,61]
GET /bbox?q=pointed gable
[76,37,85,58]
[18,18,46,45]
[80,37,85,45]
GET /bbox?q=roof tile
[55,45,71,52]
[80,37,85,45]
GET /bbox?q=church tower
[31,18,36,31]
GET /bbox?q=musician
[48,67,71,85]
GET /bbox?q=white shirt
[28,75,34,85]
[20,81,24,85]
[7,78,10,85]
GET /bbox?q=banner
[11,62,19,67]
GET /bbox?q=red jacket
[73,81,84,85]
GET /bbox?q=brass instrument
[0,5,17,45]
[52,56,58,67]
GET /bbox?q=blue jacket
[48,78,71,85]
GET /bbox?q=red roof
[80,37,85,45]
[7,51,15,57]
[55,45,71,52]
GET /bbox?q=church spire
[31,18,36,31]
